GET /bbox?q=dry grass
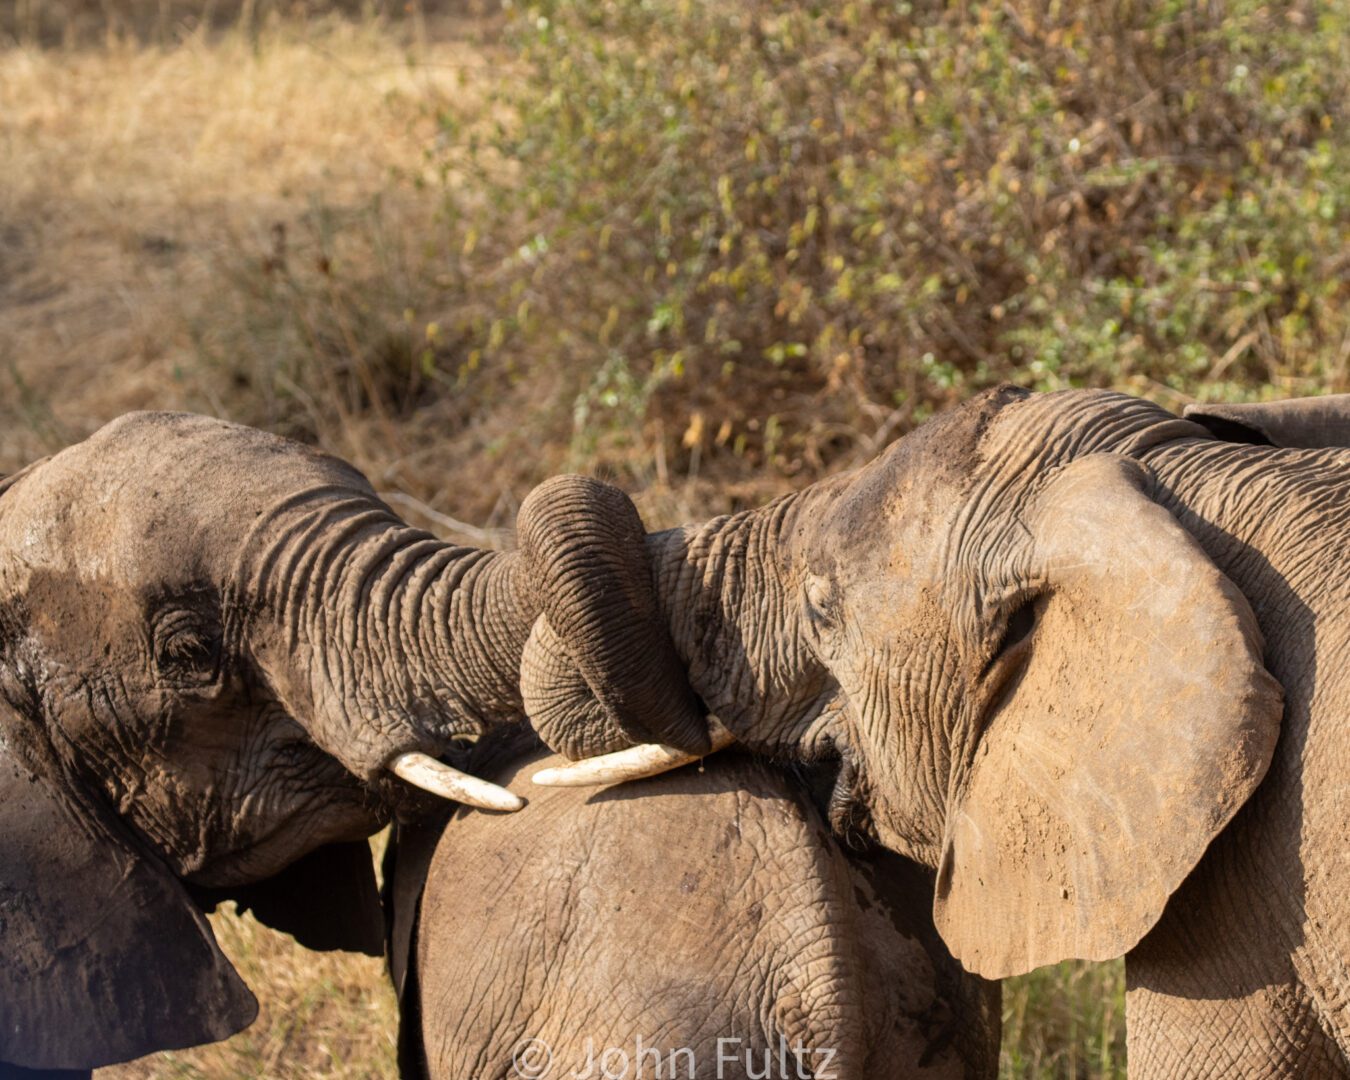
[96,835,398,1080]
[2,6,1136,1077]
[0,12,478,1077]
[0,8,500,480]
[1001,962,1127,1080]
[0,4,567,535]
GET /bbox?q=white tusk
[532,719,736,788]
[390,751,524,812]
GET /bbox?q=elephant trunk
[249,477,704,804]
[523,484,841,766]
[516,475,710,756]
[249,492,532,788]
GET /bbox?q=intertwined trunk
[519,476,709,755]
[524,482,844,762]
[245,475,700,787]
[243,492,527,779]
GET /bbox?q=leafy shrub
[427,0,1350,493]
[187,0,1350,512]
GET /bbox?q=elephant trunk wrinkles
[246,490,534,781]
[518,475,709,755]
[520,483,833,761]
[642,484,842,756]
[247,476,688,784]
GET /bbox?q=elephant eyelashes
[152,608,222,688]
[980,597,1038,685]
[803,575,838,630]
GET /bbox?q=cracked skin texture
[398,747,999,1080]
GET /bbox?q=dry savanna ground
[4,9,467,1077]
[1,2,1157,1076]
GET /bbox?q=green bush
[430,0,1350,492]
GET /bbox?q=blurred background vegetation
[4,0,1345,1076]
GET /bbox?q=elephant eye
[1000,600,1037,653]
[980,596,1039,684]
[152,609,222,688]
[803,575,837,629]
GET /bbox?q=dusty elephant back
[413,750,988,1079]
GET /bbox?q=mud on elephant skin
[0,412,695,1075]
[533,388,1350,1075]
[385,736,998,1080]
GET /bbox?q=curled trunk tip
[517,475,709,756]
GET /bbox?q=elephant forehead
[815,474,958,602]
[0,475,220,584]
[439,751,850,904]
[977,387,1201,466]
[0,412,373,580]
[67,411,370,509]
[810,391,1025,573]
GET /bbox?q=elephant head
[0,411,696,1072]
[525,386,1284,981]
[401,740,1000,1080]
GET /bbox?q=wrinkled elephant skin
[393,747,999,1079]
[0,413,686,1073]
[531,388,1350,1076]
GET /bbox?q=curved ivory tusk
[532,720,736,788]
[390,751,524,812]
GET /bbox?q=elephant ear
[189,841,383,956]
[934,454,1283,979]
[1185,394,1350,448]
[0,731,257,1070]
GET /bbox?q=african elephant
[529,386,1350,1076]
[384,736,999,1079]
[0,412,699,1076]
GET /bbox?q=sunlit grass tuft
[1001,960,1127,1079]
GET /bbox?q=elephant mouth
[360,724,527,814]
[184,785,383,887]
[825,746,879,848]
[309,692,527,814]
